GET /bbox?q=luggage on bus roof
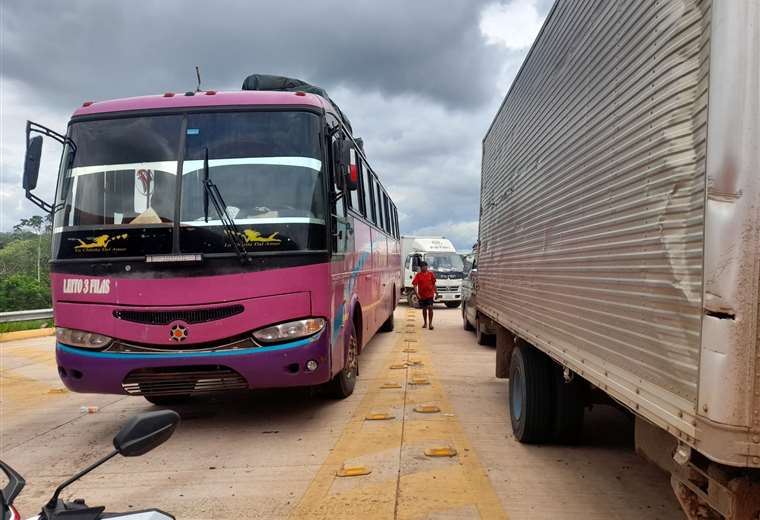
[241,74,352,133]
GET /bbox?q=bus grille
[122,365,248,396]
[113,305,244,325]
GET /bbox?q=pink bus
[22,76,401,403]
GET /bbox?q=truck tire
[476,315,495,346]
[323,324,358,399]
[462,304,475,331]
[552,366,585,444]
[508,344,554,443]
[445,301,461,308]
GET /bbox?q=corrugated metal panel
[479,0,711,404]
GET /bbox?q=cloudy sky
[0,0,551,250]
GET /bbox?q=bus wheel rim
[346,334,358,379]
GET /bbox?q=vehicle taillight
[350,164,358,183]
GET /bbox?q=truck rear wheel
[552,366,585,444]
[508,344,554,443]
[476,315,495,346]
[462,304,475,331]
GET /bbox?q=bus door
[329,132,353,370]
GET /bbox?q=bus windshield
[180,111,324,226]
[55,115,183,229]
[53,111,326,255]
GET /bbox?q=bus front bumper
[55,331,332,396]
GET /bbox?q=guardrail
[0,309,54,323]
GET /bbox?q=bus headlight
[253,318,326,344]
[56,327,112,349]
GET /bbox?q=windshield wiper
[202,148,250,264]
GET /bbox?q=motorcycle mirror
[0,460,25,509]
[113,410,180,457]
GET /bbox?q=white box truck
[478,1,759,518]
[400,236,463,308]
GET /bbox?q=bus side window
[375,181,384,228]
[362,162,374,222]
[393,204,399,238]
[382,192,391,233]
[331,134,346,219]
[348,148,361,213]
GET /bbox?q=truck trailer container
[478,1,759,518]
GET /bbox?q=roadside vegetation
[0,215,53,312]
[0,319,53,333]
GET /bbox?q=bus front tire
[144,394,191,406]
[323,325,359,399]
[508,344,554,443]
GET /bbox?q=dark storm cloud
[1,0,552,249]
[3,0,499,111]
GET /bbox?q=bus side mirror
[23,121,70,214]
[333,139,357,192]
[23,136,43,191]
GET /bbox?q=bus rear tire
[508,344,554,443]
[323,325,358,399]
[445,301,461,308]
[379,312,394,332]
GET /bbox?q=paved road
[0,305,683,519]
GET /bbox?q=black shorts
[419,299,434,308]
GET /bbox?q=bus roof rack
[241,74,352,133]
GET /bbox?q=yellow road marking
[424,446,458,457]
[291,319,508,519]
[366,412,395,421]
[336,465,372,477]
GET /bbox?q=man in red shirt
[412,261,437,329]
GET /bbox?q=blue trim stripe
[58,334,320,360]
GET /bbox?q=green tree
[10,214,52,283]
[0,215,53,310]
[0,274,51,312]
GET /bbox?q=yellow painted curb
[0,328,55,343]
